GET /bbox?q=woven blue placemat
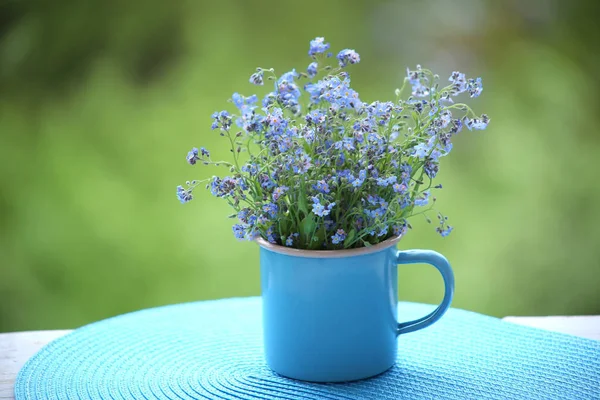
[15,297,600,399]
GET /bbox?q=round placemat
[15,297,600,399]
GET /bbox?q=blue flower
[314,180,330,194]
[249,70,264,86]
[292,153,312,175]
[414,191,430,207]
[439,111,452,128]
[400,163,412,184]
[390,125,401,141]
[410,99,427,113]
[304,82,323,103]
[305,109,326,125]
[301,127,315,144]
[424,160,439,179]
[437,225,453,237]
[308,37,330,56]
[285,232,299,247]
[262,92,277,109]
[306,76,362,109]
[242,163,258,176]
[311,197,335,217]
[262,202,279,219]
[449,71,467,95]
[265,108,289,138]
[238,112,265,133]
[266,226,278,243]
[276,70,301,111]
[231,93,261,131]
[238,208,249,221]
[464,114,490,130]
[233,224,246,240]
[449,119,463,135]
[392,221,408,237]
[272,186,289,201]
[367,132,384,146]
[276,134,294,153]
[412,142,431,159]
[333,137,355,151]
[407,66,429,97]
[312,202,325,216]
[393,183,407,194]
[398,194,412,209]
[354,217,365,230]
[365,206,386,220]
[279,70,299,84]
[259,174,275,190]
[365,195,388,219]
[353,117,376,134]
[336,152,346,167]
[176,185,192,203]
[231,93,257,110]
[307,62,318,78]
[377,225,388,237]
[376,176,397,187]
[438,133,453,154]
[467,77,483,98]
[449,71,466,85]
[331,229,347,245]
[413,136,447,161]
[210,176,241,198]
[337,49,360,68]
[350,169,367,188]
[367,101,395,125]
[211,110,232,131]
[186,148,199,165]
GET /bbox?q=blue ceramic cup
[258,236,454,382]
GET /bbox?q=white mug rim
[255,235,403,258]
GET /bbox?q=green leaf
[303,142,311,154]
[298,194,309,215]
[279,218,290,234]
[299,214,316,239]
[344,229,356,247]
[411,111,419,122]
[310,229,326,250]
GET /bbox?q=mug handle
[395,249,455,336]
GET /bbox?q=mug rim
[255,235,403,258]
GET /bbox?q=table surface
[1,316,599,400]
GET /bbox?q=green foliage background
[1,0,599,331]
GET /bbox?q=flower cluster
[177,37,489,250]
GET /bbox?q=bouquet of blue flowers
[177,37,489,250]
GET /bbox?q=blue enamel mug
[258,236,454,382]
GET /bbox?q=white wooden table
[1,317,599,400]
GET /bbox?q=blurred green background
[1,0,599,332]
